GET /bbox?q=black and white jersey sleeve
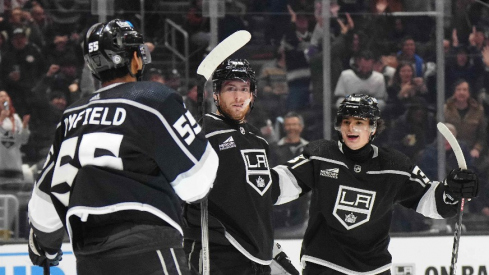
[28,81,218,248]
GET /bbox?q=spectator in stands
[446,28,485,95]
[282,5,312,111]
[24,64,67,164]
[255,48,288,123]
[3,7,44,48]
[397,36,425,78]
[0,90,30,184]
[185,0,210,48]
[182,79,211,120]
[269,112,310,232]
[388,98,436,161]
[0,26,45,116]
[144,67,166,85]
[444,79,489,184]
[165,68,183,95]
[373,54,396,86]
[334,50,387,110]
[44,32,83,71]
[384,62,429,120]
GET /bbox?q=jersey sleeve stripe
[366,170,410,176]
[272,165,302,205]
[415,181,444,219]
[309,156,348,169]
[249,132,269,145]
[205,129,237,138]
[171,143,219,203]
[291,158,311,169]
[65,98,200,163]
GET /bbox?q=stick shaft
[201,199,210,275]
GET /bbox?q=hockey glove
[270,242,299,275]
[444,168,479,201]
[28,229,63,267]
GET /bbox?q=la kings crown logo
[333,185,376,230]
[241,149,271,196]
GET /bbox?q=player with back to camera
[183,59,301,275]
[27,19,218,275]
[273,94,479,274]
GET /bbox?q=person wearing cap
[0,25,45,116]
[274,94,479,274]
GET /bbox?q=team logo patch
[1,132,14,148]
[241,149,271,196]
[320,168,339,179]
[354,165,361,173]
[333,185,376,230]
[219,136,236,151]
[240,127,246,135]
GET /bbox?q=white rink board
[1,236,488,274]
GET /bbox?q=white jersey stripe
[366,170,410,176]
[157,250,169,275]
[291,158,311,169]
[170,248,183,275]
[301,255,391,275]
[416,181,444,219]
[205,129,237,138]
[310,156,349,169]
[273,165,302,205]
[64,98,199,164]
[249,132,269,145]
[171,143,218,203]
[224,232,272,265]
[65,203,184,246]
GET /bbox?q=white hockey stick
[437,122,467,275]
[196,30,251,275]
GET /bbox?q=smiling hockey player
[274,94,479,274]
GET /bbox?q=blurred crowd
[2,0,489,240]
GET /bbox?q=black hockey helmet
[212,59,257,97]
[83,19,151,80]
[335,94,381,140]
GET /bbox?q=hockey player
[183,59,300,275]
[274,94,479,274]
[27,19,218,275]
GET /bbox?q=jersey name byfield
[63,107,127,136]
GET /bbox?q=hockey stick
[196,30,251,275]
[437,122,467,275]
[43,261,50,275]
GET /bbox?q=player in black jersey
[27,19,219,275]
[274,94,479,275]
[183,59,300,275]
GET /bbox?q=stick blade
[437,122,467,169]
[197,30,251,80]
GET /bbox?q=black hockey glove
[28,229,63,267]
[444,168,479,202]
[270,242,300,275]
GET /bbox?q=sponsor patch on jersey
[219,136,236,151]
[241,149,271,196]
[320,168,339,179]
[333,185,376,230]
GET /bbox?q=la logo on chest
[333,185,376,230]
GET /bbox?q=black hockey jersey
[184,113,303,265]
[273,140,457,274]
[28,82,218,254]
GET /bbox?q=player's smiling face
[340,116,373,150]
[215,79,253,123]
